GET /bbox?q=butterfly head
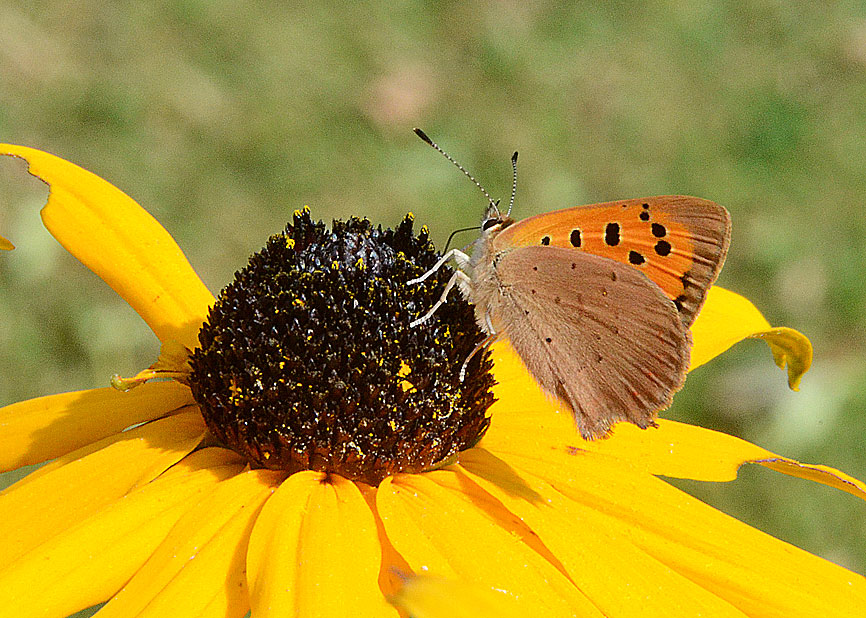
[479,150,519,238]
[480,202,514,238]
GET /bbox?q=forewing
[492,245,691,439]
[493,196,731,326]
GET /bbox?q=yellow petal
[247,472,397,618]
[1,145,215,348]
[483,343,578,441]
[485,397,866,499]
[690,286,812,389]
[0,381,194,471]
[475,447,866,617]
[580,421,866,498]
[0,448,245,618]
[0,234,13,250]
[390,575,537,618]
[0,408,206,566]
[573,419,772,482]
[96,468,285,618]
[377,470,604,617]
[459,449,750,617]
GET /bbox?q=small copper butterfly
[410,130,731,439]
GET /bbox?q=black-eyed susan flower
[1,144,865,618]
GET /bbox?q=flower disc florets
[189,208,495,485]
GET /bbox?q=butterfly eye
[481,218,500,231]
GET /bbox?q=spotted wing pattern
[492,196,731,326]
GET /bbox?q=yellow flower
[1,144,864,617]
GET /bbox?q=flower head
[188,208,493,482]
[1,144,864,617]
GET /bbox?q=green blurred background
[1,0,864,583]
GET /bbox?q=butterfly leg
[409,270,472,327]
[407,249,470,285]
[460,332,497,381]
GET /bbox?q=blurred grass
[1,0,865,588]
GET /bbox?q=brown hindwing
[491,245,691,438]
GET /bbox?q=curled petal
[754,458,866,501]
[1,145,214,348]
[0,234,13,250]
[690,286,812,389]
[751,326,812,390]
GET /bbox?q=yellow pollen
[397,361,415,392]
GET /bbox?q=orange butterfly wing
[492,195,731,326]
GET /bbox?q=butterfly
[410,130,731,439]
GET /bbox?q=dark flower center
[188,208,495,485]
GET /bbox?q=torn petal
[1,144,214,348]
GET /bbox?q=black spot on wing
[654,240,672,256]
[604,223,620,246]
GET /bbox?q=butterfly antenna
[507,151,518,217]
[443,225,481,253]
[414,128,498,211]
